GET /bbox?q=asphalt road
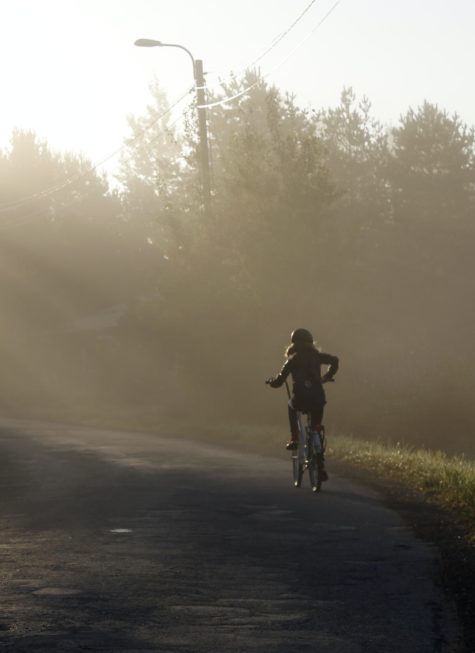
[0,420,461,652]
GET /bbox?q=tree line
[1,72,474,454]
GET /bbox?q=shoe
[286,440,298,451]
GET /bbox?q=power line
[198,0,343,111]
[206,0,320,80]
[250,0,319,69]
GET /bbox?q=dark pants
[288,399,324,437]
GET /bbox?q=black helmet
[291,328,314,344]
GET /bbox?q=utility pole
[194,59,211,215]
[134,40,212,215]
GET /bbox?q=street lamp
[134,38,211,213]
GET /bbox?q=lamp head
[134,39,163,47]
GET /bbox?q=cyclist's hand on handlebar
[265,377,280,388]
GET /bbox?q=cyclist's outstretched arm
[266,360,292,388]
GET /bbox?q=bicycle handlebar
[265,378,335,385]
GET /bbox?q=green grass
[329,435,475,540]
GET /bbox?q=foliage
[1,76,475,454]
[315,87,390,220]
[389,101,475,223]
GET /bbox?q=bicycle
[265,375,332,493]
[284,380,326,493]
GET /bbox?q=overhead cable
[206,0,320,80]
[250,0,319,69]
[198,0,342,110]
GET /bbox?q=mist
[1,77,474,456]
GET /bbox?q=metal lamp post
[134,39,211,213]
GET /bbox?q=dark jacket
[270,348,339,410]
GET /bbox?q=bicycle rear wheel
[292,455,304,488]
[308,457,322,493]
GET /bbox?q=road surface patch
[32,588,82,597]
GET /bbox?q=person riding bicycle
[266,328,339,479]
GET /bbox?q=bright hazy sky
[1,0,474,177]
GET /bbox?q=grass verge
[328,434,474,652]
[329,434,475,542]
